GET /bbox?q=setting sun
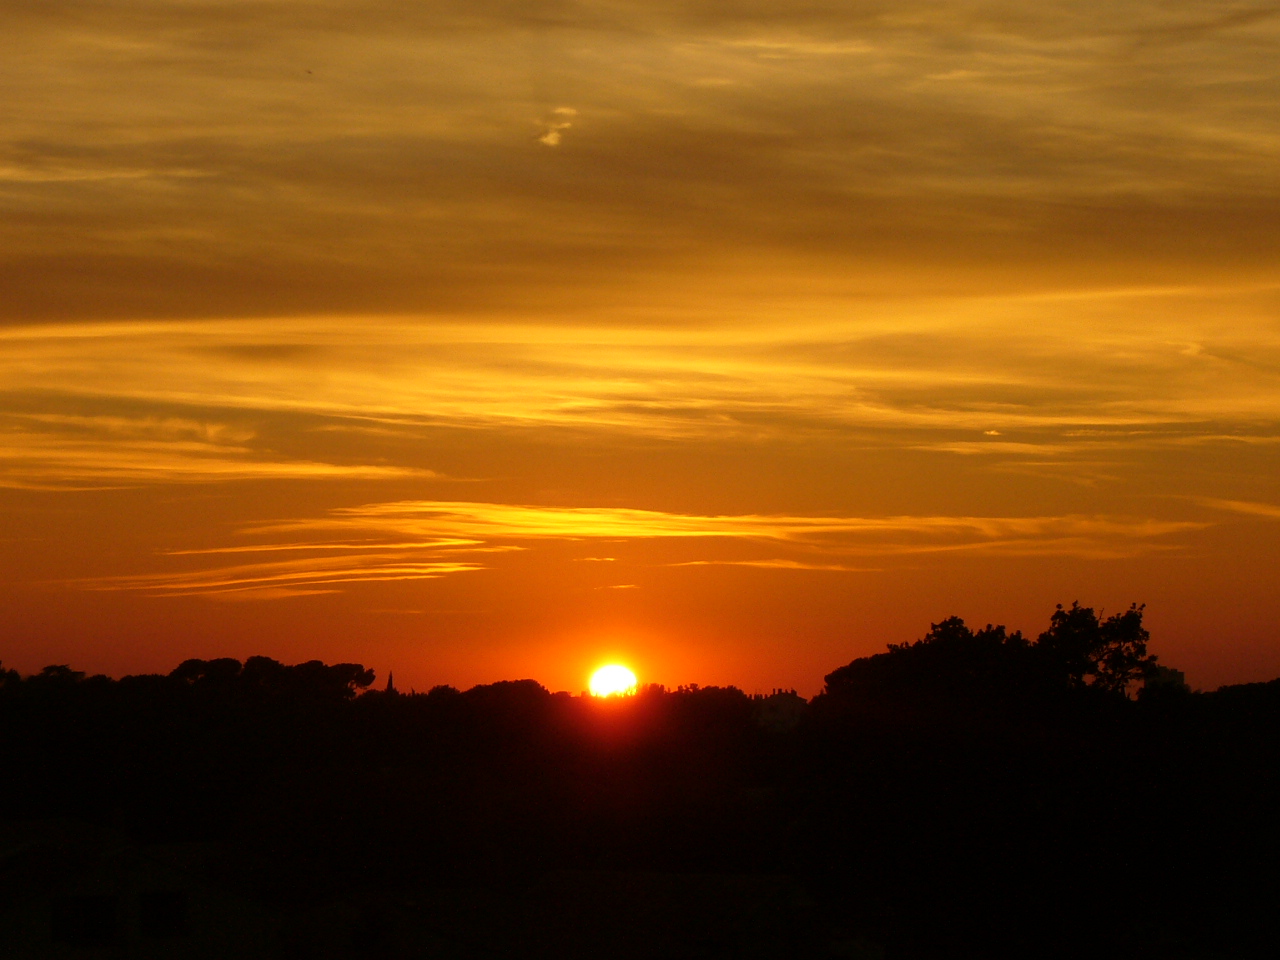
[589,665,638,698]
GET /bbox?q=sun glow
[589,664,638,698]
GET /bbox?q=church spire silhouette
[386,670,395,694]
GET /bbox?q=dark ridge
[1,604,1276,959]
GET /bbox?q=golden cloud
[74,498,1210,599]
[0,411,430,488]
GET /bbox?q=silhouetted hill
[1,606,1277,959]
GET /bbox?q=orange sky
[2,2,1279,693]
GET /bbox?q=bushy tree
[168,656,374,699]
[822,602,1159,707]
[822,615,1042,708]
[25,664,87,687]
[0,661,20,694]
[1036,602,1156,694]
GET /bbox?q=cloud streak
[77,499,1209,600]
[539,107,577,146]
[2,292,1277,474]
[276,499,1206,553]
[0,410,429,488]
[1195,497,1280,520]
[79,552,486,600]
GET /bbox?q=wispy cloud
[1195,497,1280,520]
[672,559,879,572]
[538,107,577,146]
[71,498,1207,599]
[0,412,428,488]
[79,552,485,600]
[258,499,1205,555]
[162,539,489,556]
[3,297,1278,455]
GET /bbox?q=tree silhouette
[168,656,374,700]
[821,615,1043,710]
[3,604,1276,960]
[1036,602,1156,694]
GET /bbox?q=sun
[589,664,638,697]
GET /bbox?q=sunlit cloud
[79,552,486,600]
[1,288,1277,474]
[673,559,879,572]
[912,441,1076,457]
[162,539,490,556]
[538,107,577,146]
[305,500,1204,549]
[252,500,1210,572]
[0,411,429,488]
[1194,497,1280,520]
[72,498,1209,600]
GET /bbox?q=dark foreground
[2,608,1277,959]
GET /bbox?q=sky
[2,1,1279,694]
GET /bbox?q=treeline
[1,603,1278,959]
